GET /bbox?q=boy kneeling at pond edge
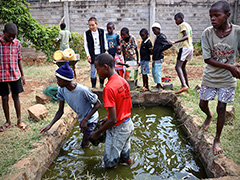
[90,53,134,168]
[40,61,101,148]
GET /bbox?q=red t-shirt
[103,73,132,126]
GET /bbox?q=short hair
[60,23,66,29]
[107,22,114,27]
[174,12,184,19]
[115,44,121,50]
[95,53,115,68]
[4,23,17,34]
[120,27,129,35]
[88,17,97,23]
[139,28,148,35]
[211,0,230,14]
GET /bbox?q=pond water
[43,106,207,180]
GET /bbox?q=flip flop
[0,123,13,132]
[175,87,189,94]
[15,122,30,131]
[140,87,149,92]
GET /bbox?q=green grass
[174,80,240,165]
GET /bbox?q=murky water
[43,106,206,180]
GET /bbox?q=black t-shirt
[140,38,152,61]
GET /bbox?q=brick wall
[27,0,240,43]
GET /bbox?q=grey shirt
[201,24,240,88]
[57,84,99,124]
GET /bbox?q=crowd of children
[1,0,240,170]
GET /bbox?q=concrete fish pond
[6,91,240,180]
[42,107,207,179]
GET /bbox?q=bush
[70,32,87,60]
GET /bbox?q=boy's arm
[171,30,188,44]
[90,107,117,140]
[18,59,25,85]
[117,61,130,67]
[80,99,101,133]
[205,58,240,79]
[135,47,139,64]
[158,35,172,52]
[39,100,65,133]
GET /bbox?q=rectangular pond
[42,106,206,180]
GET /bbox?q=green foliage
[193,41,202,56]
[70,32,87,60]
[0,0,86,61]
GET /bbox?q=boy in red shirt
[0,23,30,132]
[90,53,134,168]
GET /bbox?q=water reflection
[43,106,206,180]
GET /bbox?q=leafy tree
[0,0,86,61]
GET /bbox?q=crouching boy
[90,53,134,168]
[40,61,101,148]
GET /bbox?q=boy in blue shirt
[40,61,101,148]
[106,22,120,57]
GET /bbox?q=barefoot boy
[199,0,240,155]
[0,23,30,132]
[170,12,193,94]
[40,61,101,148]
[91,53,134,168]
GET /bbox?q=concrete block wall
[27,0,240,43]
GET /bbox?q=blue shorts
[104,118,134,168]
[199,85,236,103]
[140,60,150,75]
[152,61,162,84]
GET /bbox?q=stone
[194,84,201,92]
[28,104,48,121]
[225,106,235,125]
[36,93,51,104]
[163,83,173,90]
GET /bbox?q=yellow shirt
[178,22,193,48]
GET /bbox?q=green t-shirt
[178,22,193,48]
[57,29,72,51]
[201,24,240,88]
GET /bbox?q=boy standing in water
[84,17,108,89]
[40,61,101,148]
[199,0,240,155]
[0,23,30,132]
[170,13,193,94]
[91,53,134,168]
[106,22,120,57]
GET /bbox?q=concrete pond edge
[4,90,240,180]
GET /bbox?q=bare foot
[201,113,214,130]
[213,139,223,155]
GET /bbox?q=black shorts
[0,78,24,96]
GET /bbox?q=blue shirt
[106,33,120,57]
[57,84,99,124]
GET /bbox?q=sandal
[15,122,30,131]
[0,122,13,132]
[140,87,149,92]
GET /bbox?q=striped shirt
[0,37,22,82]
[114,53,124,70]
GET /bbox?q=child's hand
[80,118,88,133]
[21,76,25,85]
[229,64,240,79]
[168,40,175,44]
[90,130,100,140]
[39,124,52,134]
[125,64,130,68]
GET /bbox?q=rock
[225,105,235,125]
[163,83,173,90]
[28,104,48,121]
[36,93,51,104]
[194,84,201,92]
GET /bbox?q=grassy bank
[0,58,239,178]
